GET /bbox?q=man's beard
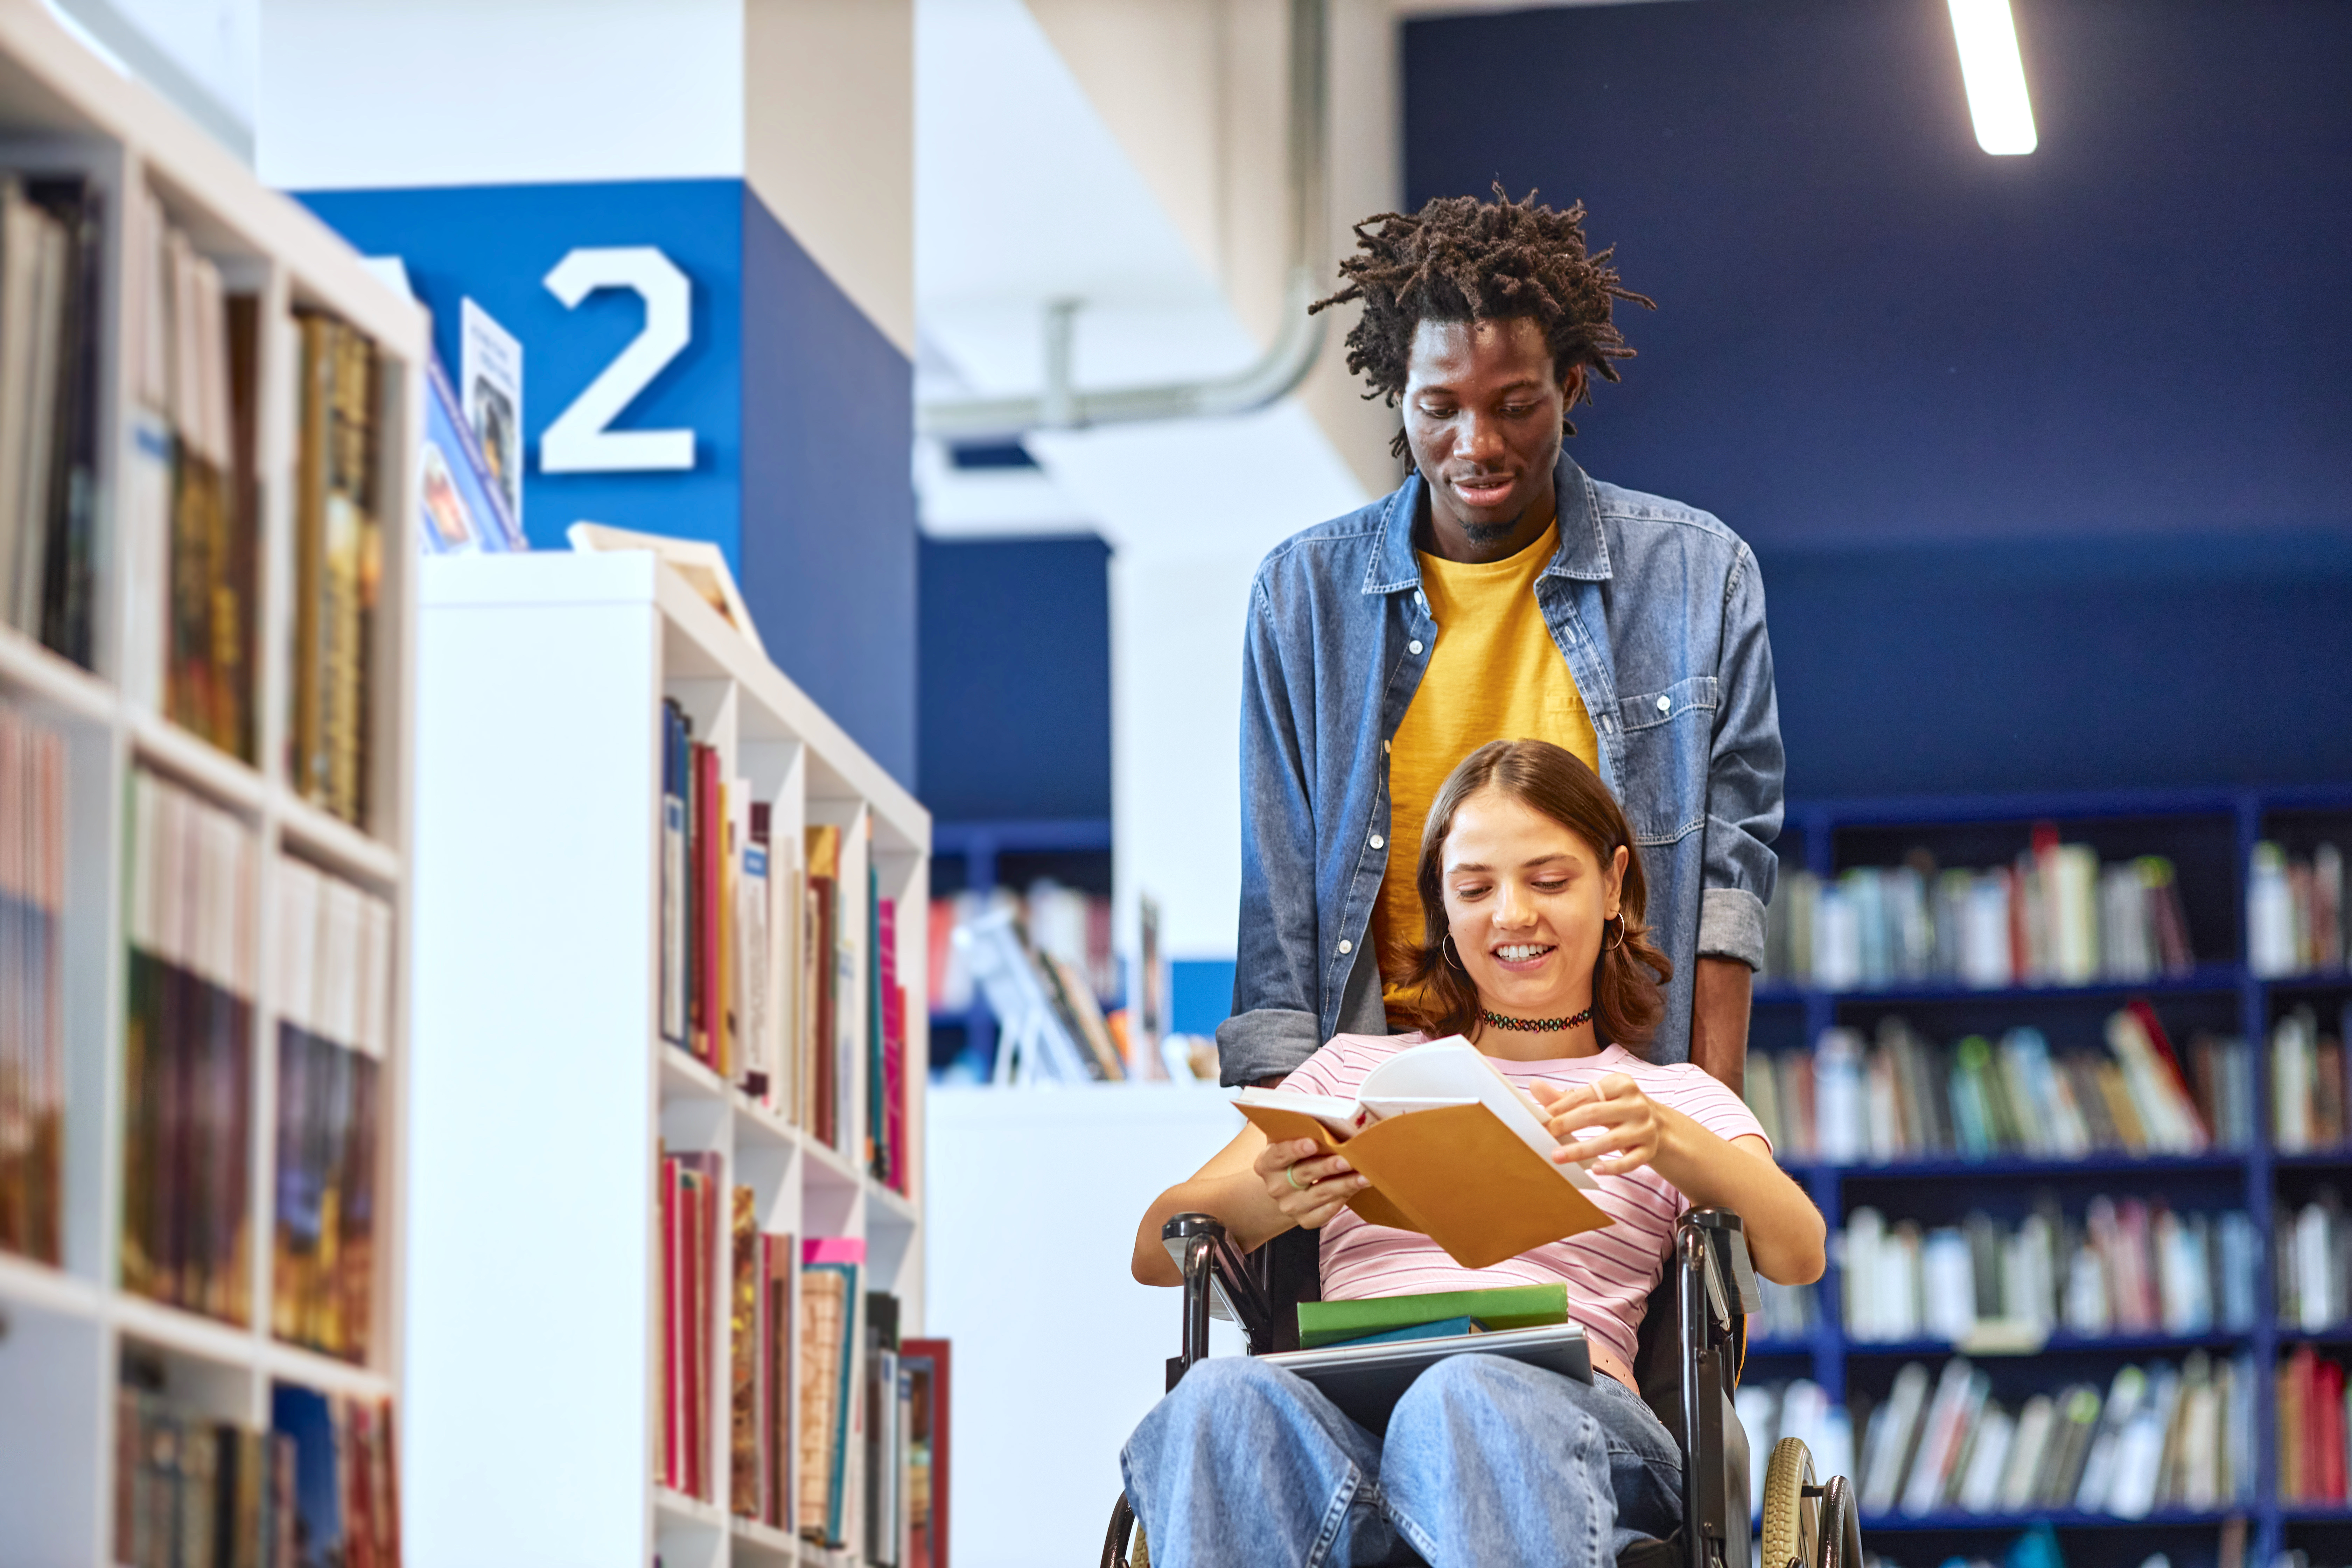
[1460,514,1522,550]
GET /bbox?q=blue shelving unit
[929,817,1114,1071]
[1757,785,2352,1565]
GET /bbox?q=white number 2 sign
[539,246,696,473]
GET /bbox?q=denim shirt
[1216,453,1784,1085]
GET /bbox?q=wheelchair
[1103,1206,1862,1568]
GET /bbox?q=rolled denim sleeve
[1699,543,1785,969]
[1215,575,1326,1086]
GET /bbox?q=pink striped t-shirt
[1282,1033,1768,1382]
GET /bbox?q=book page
[1232,1086,1367,1139]
[1356,1040,1600,1189]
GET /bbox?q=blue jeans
[1120,1354,1684,1568]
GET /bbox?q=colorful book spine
[0,701,65,1263]
[659,700,688,1047]
[800,1237,864,1546]
[269,854,392,1363]
[121,768,256,1324]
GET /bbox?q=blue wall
[740,190,917,786]
[917,535,1112,822]
[1402,0,2352,800]
[298,179,917,785]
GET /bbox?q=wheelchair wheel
[1758,1437,1819,1568]
[1101,1492,1148,1568]
[1815,1475,1861,1568]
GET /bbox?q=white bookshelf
[0,4,427,1563]
[408,550,929,1568]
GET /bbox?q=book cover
[901,1338,951,1568]
[1296,1284,1567,1349]
[1234,1041,1608,1270]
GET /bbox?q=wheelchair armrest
[1683,1208,1762,1318]
[1161,1214,1281,1379]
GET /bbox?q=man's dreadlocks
[1311,185,1655,456]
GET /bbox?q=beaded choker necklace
[1479,1005,1594,1034]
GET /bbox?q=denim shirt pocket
[1613,675,1718,848]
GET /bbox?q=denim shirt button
[1370,834,1384,849]
[1656,695,1672,713]
[1408,639,1423,655]
[1338,939,1353,954]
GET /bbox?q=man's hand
[1252,1138,1369,1230]
[1692,955,1753,1096]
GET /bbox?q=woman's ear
[1607,844,1629,915]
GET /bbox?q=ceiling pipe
[917,0,1330,440]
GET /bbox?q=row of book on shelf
[0,174,102,669]
[1763,832,2198,992]
[2249,841,2348,978]
[2278,1344,2352,1505]
[654,1149,947,1564]
[1840,1198,2261,1345]
[1741,1351,2255,1525]
[1862,1353,2255,1518]
[928,882,1117,1016]
[117,1357,398,1568]
[121,768,388,1360]
[0,700,63,1264]
[658,701,912,1191]
[1761,1190,2352,1344]
[1744,1005,2233,1165]
[0,169,388,825]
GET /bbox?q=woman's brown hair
[1398,738,1673,1049]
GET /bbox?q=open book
[1233,1039,1611,1269]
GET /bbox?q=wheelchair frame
[1104,1208,1861,1568]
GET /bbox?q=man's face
[1401,316,1583,560]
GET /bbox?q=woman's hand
[1532,1073,1672,1177]
[1253,1138,1370,1230]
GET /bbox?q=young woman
[1123,739,1825,1568]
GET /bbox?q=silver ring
[1286,1164,1310,1191]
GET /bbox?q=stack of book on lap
[658,1148,722,1499]
[1744,1006,2245,1165]
[0,700,65,1265]
[0,174,102,668]
[1855,1352,2255,1519]
[269,856,393,1363]
[1296,1283,1571,1349]
[1763,830,2198,991]
[121,768,256,1323]
[1840,1196,2259,1346]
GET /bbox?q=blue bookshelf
[1755,785,2352,1563]
[928,816,1114,1072]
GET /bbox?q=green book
[1296,1284,1568,1349]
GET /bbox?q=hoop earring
[1604,915,1626,953]
[1442,933,1466,971]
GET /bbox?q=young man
[1219,188,1783,1091]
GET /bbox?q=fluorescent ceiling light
[1947,0,2038,155]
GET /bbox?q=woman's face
[1438,787,1627,1019]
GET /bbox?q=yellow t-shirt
[1373,521,1602,1012]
